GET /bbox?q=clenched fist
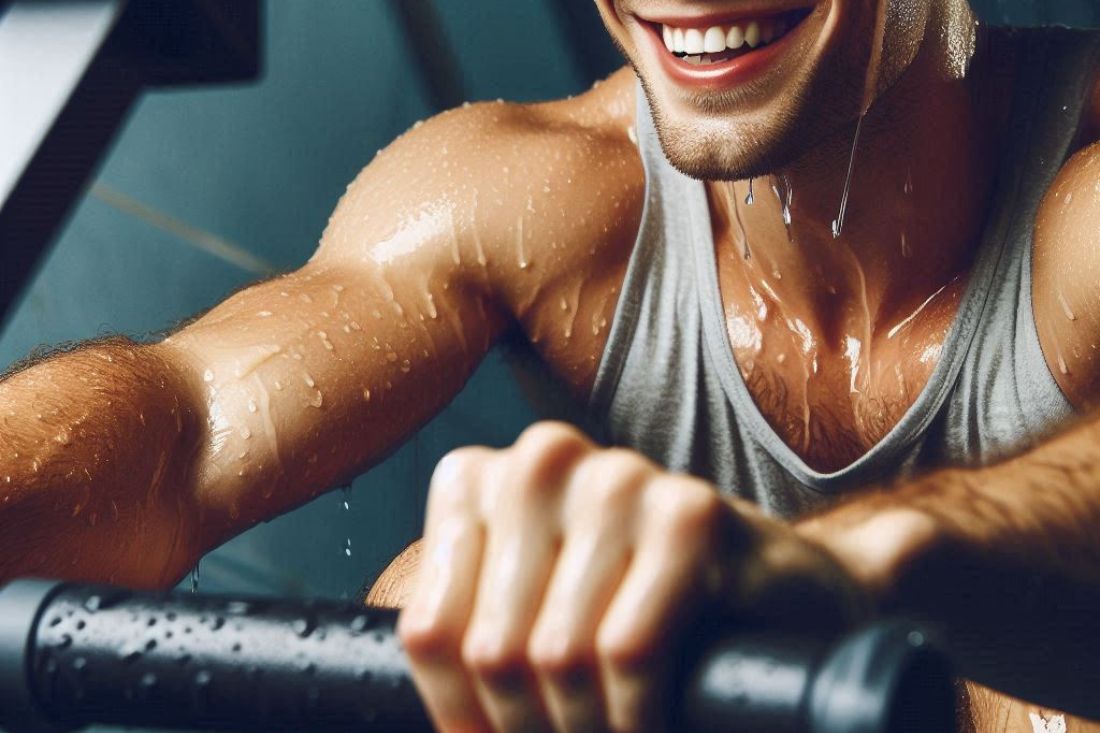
[397,422,871,733]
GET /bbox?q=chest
[713,246,966,474]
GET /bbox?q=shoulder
[1032,139,1100,410]
[321,65,642,232]
[314,64,646,341]
[314,67,645,306]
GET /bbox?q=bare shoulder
[311,67,645,297]
[1032,139,1100,410]
[314,66,644,284]
[312,68,646,393]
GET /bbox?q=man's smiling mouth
[653,8,813,65]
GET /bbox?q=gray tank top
[589,33,1099,519]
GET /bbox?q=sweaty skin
[2,0,1100,731]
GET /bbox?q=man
[1,0,1099,730]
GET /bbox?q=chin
[639,75,822,181]
[642,96,809,180]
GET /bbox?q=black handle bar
[0,580,956,733]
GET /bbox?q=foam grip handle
[0,580,956,733]
[0,580,428,732]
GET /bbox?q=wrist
[797,505,942,611]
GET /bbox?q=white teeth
[744,21,761,47]
[703,26,726,53]
[726,25,745,49]
[683,28,704,54]
[661,16,793,58]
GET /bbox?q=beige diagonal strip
[90,182,277,276]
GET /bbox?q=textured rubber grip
[0,580,956,733]
[26,583,428,732]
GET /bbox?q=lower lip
[644,22,801,90]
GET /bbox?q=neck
[706,30,1013,342]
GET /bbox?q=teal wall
[0,1,619,600]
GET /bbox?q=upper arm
[1032,140,1100,410]
[158,104,527,548]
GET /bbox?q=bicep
[1032,141,1100,410]
[162,231,506,549]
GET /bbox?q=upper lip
[633,3,814,27]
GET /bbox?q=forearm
[799,416,1100,716]
[0,339,203,587]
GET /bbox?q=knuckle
[595,626,653,673]
[428,447,486,503]
[461,633,529,683]
[397,612,461,662]
[528,634,593,680]
[509,422,591,494]
[515,422,589,462]
[662,483,726,538]
[583,449,653,501]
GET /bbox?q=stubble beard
[623,18,876,184]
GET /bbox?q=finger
[530,519,632,730]
[596,479,727,733]
[423,447,493,535]
[463,426,588,732]
[529,451,650,731]
[399,450,492,733]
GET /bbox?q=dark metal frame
[0,0,261,330]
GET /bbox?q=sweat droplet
[239,427,251,439]
[1058,291,1077,321]
[832,114,865,238]
[362,388,372,402]
[247,399,257,414]
[203,370,214,383]
[516,215,529,270]
[291,618,315,638]
[775,174,793,228]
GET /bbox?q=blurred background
[0,0,621,600]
